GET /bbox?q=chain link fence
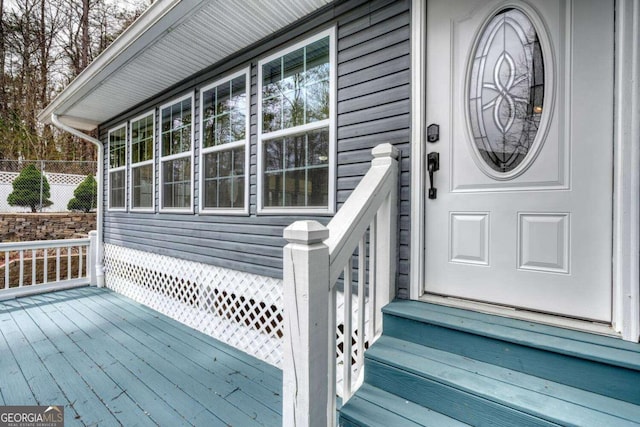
[0,160,98,213]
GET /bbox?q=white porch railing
[283,143,398,427]
[0,230,97,300]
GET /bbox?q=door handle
[428,152,439,199]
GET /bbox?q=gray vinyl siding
[101,0,412,296]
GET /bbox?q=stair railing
[282,143,398,427]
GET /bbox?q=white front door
[424,0,614,322]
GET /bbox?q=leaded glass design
[468,8,545,174]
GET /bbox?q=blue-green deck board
[0,287,282,426]
[88,288,283,400]
[92,289,282,388]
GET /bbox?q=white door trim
[409,0,640,342]
[613,0,640,342]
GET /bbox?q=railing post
[372,144,399,338]
[88,230,98,286]
[283,220,330,427]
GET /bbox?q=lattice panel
[103,244,284,367]
[103,244,370,394]
[45,172,88,186]
[0,172,18,185]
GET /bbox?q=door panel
[424,0,613,321]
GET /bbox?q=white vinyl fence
[0,160,97,212]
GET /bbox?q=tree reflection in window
[263,129,329,207]
[261,35,331,209]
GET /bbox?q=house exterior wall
[99,0,412,297]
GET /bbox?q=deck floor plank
[12,298,122,427]
[85,288,283,415]
[1,307,77,417]
[21,293,158,427]
[48,291,236,427]
[0,309,37,406]
[69,296,262,426]
[0,287,282,427]
[92,290,282,388]
[73,291,281,425]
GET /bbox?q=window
[258,29,335,213]
[130,111,155,210]
[199,69,249,213]
[160,95,193,211]
[108,124,127,210]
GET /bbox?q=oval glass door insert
[468,8,545,177]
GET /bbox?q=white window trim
[257,27,337,215]
[198,67,251,215]
[107,123,127,212]
[159,93,194,214]
[129,110,156,212]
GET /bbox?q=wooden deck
[0,287,282,426]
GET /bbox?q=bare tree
[0,0,151,162]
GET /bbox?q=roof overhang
[38,0,332,131]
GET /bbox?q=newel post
[88,230,98,287]
[283,220,330,427]
[372,144,399,337]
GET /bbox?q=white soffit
[39,0,331,130]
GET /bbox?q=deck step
[338,300,640,426]
[382,300,640,405]
[364,336,640,426]
[339,383,469,427]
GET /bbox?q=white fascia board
[37,0,195,128]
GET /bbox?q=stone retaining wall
[0,213,96,241]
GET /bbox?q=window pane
[162,157,191,208]
[264,171,283,207]
[306,80,329,123]
[264,139,284,172]
[202,75,247,147]
[307,166,329,207]
[109,127,126,168]
[109,170,125,209]
[203,118,215,148]
[308,128,329,166]
[161,98,192,156]
[203,147,245,209]
[285,134,306,169]
[132,164,153,209]
[262,96,282,133]
[261,36,330,135]
[283,169,306,207]
[262,127,329,208]
[131,113,154,165]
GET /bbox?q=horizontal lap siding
[102,0,412,295]
[337,0,411,296]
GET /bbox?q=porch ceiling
[38,0,332,130]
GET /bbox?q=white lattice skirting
[103,244,369,395]
[103,244,284,367]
